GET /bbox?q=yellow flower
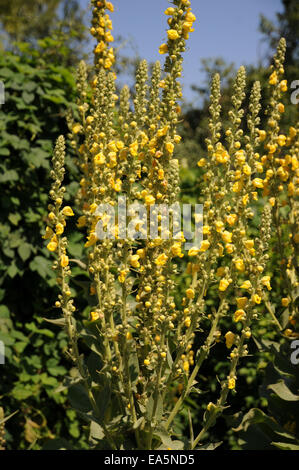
[185,11,196,22]
[252,294,261,304]
[85,232,98,247]
[278,103,285,113]
[145,195,155,205]
[90,311,100,322]
[137,248,145,259]
[158,169,164,180]
[242,194,249,206]
[243,164,251,176]
[72,123,81,134]
[225,243,234,254]
[258,130,267,141]
[240,280,252,290]
[215,221,224,232]
[167,29,180,40]
[197,158,206,167]
[47,238,58,252]
[89,203,98,214]
[267,143,277,154]
[207,402,215,411]
[236,297,248,309]
[225,331,235,349]
[62,206,74,216]
[55,223,64,235]
[105,31,114,43]
[215,150,230,164]
[234,258,245,272]
[165,141,174,154]
[188,247,199,257]
[219,279,230,292]
[129,140,138,156]
[228,378,236,390]
[155,253,168,266]
[217,243,224,256]
[234,309,246,322]
[261,276,271,291]
[130,255,140,268]
[164,7,175,15]
[143,359,150,366]
[226,214,237,226]
[277,134,286,147]
[244,239,254,250]
[199,240,210,252]
[60,254,69,268]
[157,126,168,138]
[159,43,168,54]
[106,1,114,12]
[289,126,297,139]
[113,178,122,192]
[118,270,127,283]
[252,178,264,188]
[235,150,246,165]
[171,242,184,258]
[186,288,195,299]
[269,71,278,85]
[43,226,54,240]
[77,215,86,228]
[280,80,287,92]
[221,231,232,243]
[232,180,243,193]
[94,152,106,165]
[281,298,290,307]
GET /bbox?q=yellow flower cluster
[90,0,115,71]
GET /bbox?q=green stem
[165,297,224,431]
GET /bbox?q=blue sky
[83,0,283,105]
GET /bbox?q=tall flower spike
[91,0,115,72]
[44,136,77,362]
[226,65,246,157]
[134,59,149,127]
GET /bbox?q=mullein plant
[256,39,299,336]
[44,0,297,450]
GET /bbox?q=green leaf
[18,243,32,261]
[69,383,91,413]
[272,441,299,450]
[7,262,18,278]
[89,420,105,445]
[8,213,21,226]
[29,256,51,279]
[268,380,299,401]
[22,91,35,104]
[11,386,33,400]
[0,169,18,183]
[0,305,10,318]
